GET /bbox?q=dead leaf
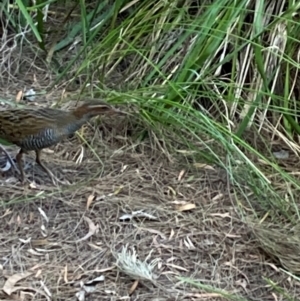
[29,182,38,189]
[121,165,128,172]
[41,224,47,237]
[209,212,230,218]
[19,237,31,244]
[86,195,95,210]
[272,292,278,301]
[85,275,105,285]
[87,243,103,250]
[113,186,123,195]
[129,280,139,295]
[186,293,222,298]
[119,210,157,221]
[38,207,49,223]
[76,217,99,243]
[176,150,196,155]
[83,285,96,293]
[27,249,44,256]
[175,203,196,212]
[212,193,223,201]
[15,91,23,102]
[193,163,215,170]
[172,200,187,205]
[64,265,68,283]
[167,186,176,196]
[177,169,185,181]
[169,229,174,240]
[43,149,54,154]
[3,271,33,295]
[76,290,85,301]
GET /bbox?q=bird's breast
[19,119,88,150]
[18,128,62,151]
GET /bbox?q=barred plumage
[0,100,125,184]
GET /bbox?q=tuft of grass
[113,244,159,281]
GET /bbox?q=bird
[0,100,127,184]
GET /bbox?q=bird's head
[72,100,129,119]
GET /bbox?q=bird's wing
[0,109,61,143]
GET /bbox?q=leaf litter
[0,103,299,300]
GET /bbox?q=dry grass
[0,118,299,301]
[1,8,300,301]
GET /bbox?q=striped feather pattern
[0,101,117,151]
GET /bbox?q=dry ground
[0,111,298,301]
